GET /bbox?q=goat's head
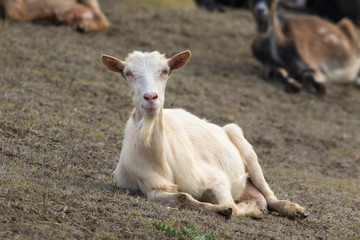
[249,0,277,33]
[101,50,191,118]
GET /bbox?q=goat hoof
[178,194,187,204]
[295,211,308,219]
[315,84,326,95]
[285,79,302,93]
[217,207,232,219]
[284,84,301,93]
[245,203,265,220]
[76,25,86,33]
[304,75,326,95]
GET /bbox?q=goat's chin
[142,106,160,116]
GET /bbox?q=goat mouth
[143,106,158,115]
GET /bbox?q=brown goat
[250,0,360,93]
[280,0,360,26]
[0,0,109,32]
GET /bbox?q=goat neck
[268,0,287,43]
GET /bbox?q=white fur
[104,51,305,218]
[324,34,339,45]
[324,57,360,82]
[318,27,327,34]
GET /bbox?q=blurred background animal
[195,0,360,26]
[249,0,360,93]
[280,0,360,26]
[0,0,109,32]
[194,0,249,12]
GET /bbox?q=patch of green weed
[151,220,217,240]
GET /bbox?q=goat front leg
[300,69,326,94]
[268,68,302,93]
[223,123,307,219]
[177,192,233,219]
[140,183,233,219]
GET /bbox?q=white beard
[136,115,156,147]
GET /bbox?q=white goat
[101,50,306,219]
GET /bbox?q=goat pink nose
[143,92,158,102]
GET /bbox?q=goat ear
[101,54,126,73]
[168,50,191,71]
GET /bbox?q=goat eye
[125,72,133,77]
[161,70,169,75]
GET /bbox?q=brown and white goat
[280,0,360,26]
[0,0,109,32]
[250,0,360,93]
[101,50,306,219]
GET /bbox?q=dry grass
[0,0,359,239]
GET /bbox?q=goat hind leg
[267,199,306,219]
[1,0,43,21]
[337,17,359,48]
[223,123,307,219]
[224,123,276,201]
[62,5,102,32]
[58,3,107,32]
[77,0,109,30]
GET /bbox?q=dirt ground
[0,0,359,239]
